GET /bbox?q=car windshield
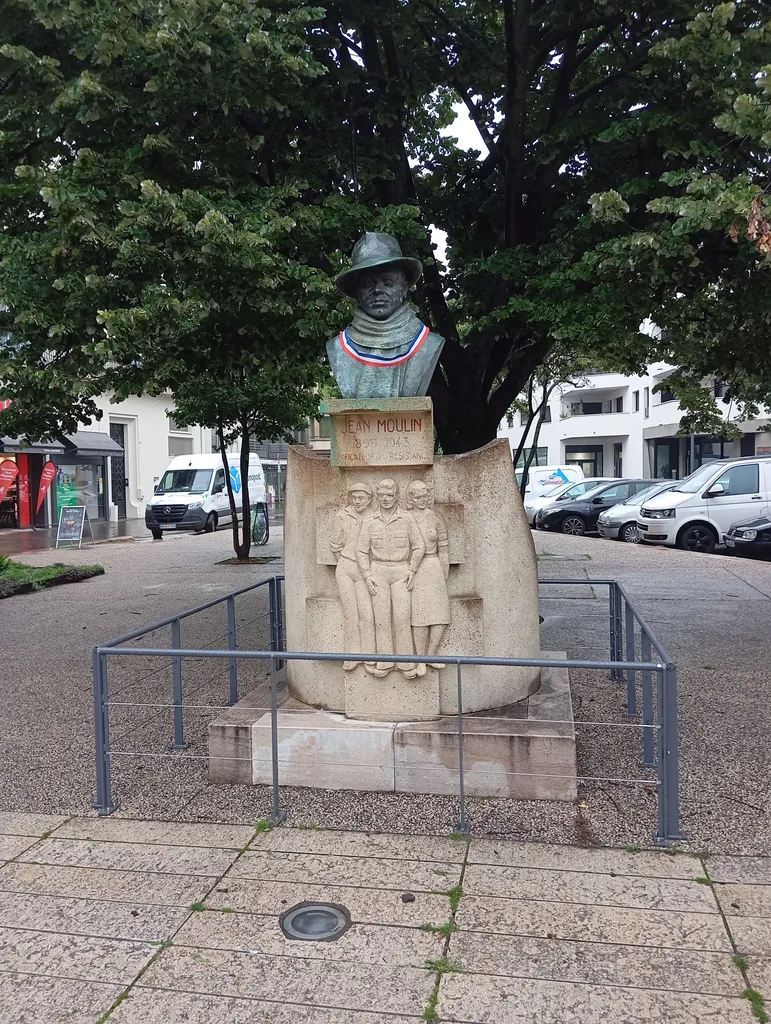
[157,468,212,494]
[540,482,573,500]
[622,483,672,507]
[671,462,726,493]
[576,483,610,501]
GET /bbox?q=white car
[637,456,771,553]
[523,478,612,525]
[597,481,674,543]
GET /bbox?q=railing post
[655,666,668,845]
[276,576,285,671]
[268,577,278,654]
[92,649,116,815]
[663,662,683,841]
[269,652,285,825]
[615,584,625,681]
[456,661,468,835]
[608,583,617,679]
[227,595,238,707]
[640,631,655,768]
[171,618,185,750]
[625,599,637,717]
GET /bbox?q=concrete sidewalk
[0,814,767,1023]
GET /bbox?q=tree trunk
[238,416,251,560]
[218,421,249,561]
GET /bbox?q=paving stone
[0,862,215,907]
[109,987,422,1024]
[715,884,771,919]
[17,837,238,876]
[0,926,156,983]
[255,827,467,863]
[54,817,256,850]
[709,857,771,885]
[175,909,439,966]
[455,895,732,951]
[744,957,771,997]
[0,971,123,1024]
[462,863,717,913]
[0,836,39,861]
[450,931,742,995]
[728,917,771,956]
[138,945,433,1016]
[467,839,701,879]
[436,973,755,1023]
[0,890,188,941]
[0,813,70,838]
[230,850,461,891]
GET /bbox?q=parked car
[637,456,771,554]
[535,479,654,535]
[145,452,266,539]
[515,464,584,503]
[723,515,771,557]
[596,481,674,543]
[523,477,613,525]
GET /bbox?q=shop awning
[61,431,124,456]
[0,436,66,455]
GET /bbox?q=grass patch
[423,984,440,1023]
[693,876,711,886]
[96,991,129,1024]
[450,831,468,842]
[253,819,274,834]
[624,844,643,854]
[743,988,770,1023]
[734,954,749,971]
[188,902,207,912]
[149,939,173,949]
[424,956,463,975]
[420,921,457,938]
[0,556,104,596]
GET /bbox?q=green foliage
[1,0,770,451]
[743,988,770,1024]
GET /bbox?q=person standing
[406,480,451,675]
[330,482,376,672]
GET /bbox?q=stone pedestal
[208,657,576,800]
[284,399,541,720]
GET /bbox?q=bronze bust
[327,233,444,399]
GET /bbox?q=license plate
[159,523,177,529]
[725,537,735,547]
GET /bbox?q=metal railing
[92,576,682,846]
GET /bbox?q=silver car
[597,482,675,543]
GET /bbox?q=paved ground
[1,521,769,854]
[0,812,768,1024]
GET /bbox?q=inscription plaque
[323,398,434,468]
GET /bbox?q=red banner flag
[36,460,57,513]
[0,460,19,502]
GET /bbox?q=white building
[498,364,771,480]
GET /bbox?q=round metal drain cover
[279,901,351,942]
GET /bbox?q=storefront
[0,430,123,529]
[0,437,66,529]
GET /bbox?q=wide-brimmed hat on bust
[335,232,423,298]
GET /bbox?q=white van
[637,456,771,553]
[516,464,585,502]
[145,452,266,539]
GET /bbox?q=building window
[633,390,640,412]
[565,445,604,477]
[659,389,676,404]
[644,387,650,418]
[515,447,548,469]
[168,416,190,433]
[519,407,551,425]
[168,435,194,457]
[615,396,624,413]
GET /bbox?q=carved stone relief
[329,475,452,679]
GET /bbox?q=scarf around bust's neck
[345,303,426,352]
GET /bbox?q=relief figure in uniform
[356,479,425,678]
[406,481,451,674]
[329,482,376,672]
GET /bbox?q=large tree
[1,1,770,454]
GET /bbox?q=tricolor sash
[339,323,430,367]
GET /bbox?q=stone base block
[209,655,576,801]
[344,663,440,721]
[253,709,395,791]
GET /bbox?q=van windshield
[671,462,725,494]
[157,469,212,494]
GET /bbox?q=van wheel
[620,522,640,544]
[151,529,163,540]
[677,523,716,554]
[204,513,217,534]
